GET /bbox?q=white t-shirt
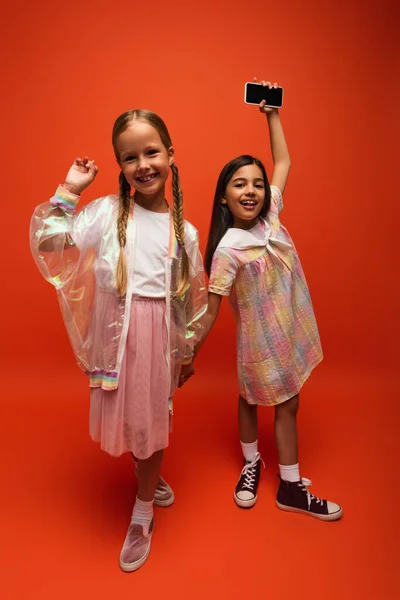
[131,202,170,298]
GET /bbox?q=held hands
[253,77,279,115]
[178,363,195,388]
[63,156,98,196]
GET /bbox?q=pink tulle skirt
[89,297,170,459]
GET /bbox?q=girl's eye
[256,184,264,189]
[125,156,135,162]
[234,183,244,188]
[148,149,158,156]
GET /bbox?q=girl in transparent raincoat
[30,109,207,572]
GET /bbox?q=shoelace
[298,477,325,509]
[240,452,265,491]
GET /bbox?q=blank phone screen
[245,84,283,107]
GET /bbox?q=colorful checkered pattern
[208,186,323,406]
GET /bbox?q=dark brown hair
[205,155,271,276]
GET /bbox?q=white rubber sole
[119,540,152,573]
[234,493,257,509]
[154,492,175,508]
[276,501,343,521]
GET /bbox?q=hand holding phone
[244,79,284,109]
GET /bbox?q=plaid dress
[208,186,323,406]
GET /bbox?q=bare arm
[178,292,223,387]
[256,78,291,194]
[267,110,291,194]
[193,292,223,360]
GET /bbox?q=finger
[260,80,266,86]
[266,81,272,88]
[259,100,266,109]
[253,76,258,82]
[273,82,278,88]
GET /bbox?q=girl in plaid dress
[185,79,342,520]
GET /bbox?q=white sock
[279,463,300,482]
[241,440,258,462]
[132,497,154,535]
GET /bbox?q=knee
[276,394,299,417]
[239,395,258,413]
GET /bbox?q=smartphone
[244,82,284,108]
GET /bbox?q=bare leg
[136,449,164,502]
[274,394,299,465]
[238,394,258,443]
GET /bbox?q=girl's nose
[137,156,149,171]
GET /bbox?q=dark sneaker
[276,477,342,521]
[234,452,263,508]
[119,518,154,572]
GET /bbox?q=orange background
[0,1,398,598]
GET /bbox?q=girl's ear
[168,146,175,166]
[221,196,227,205]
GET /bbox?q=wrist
[50,184,80,213]
[62,182,83,196]
[266,109,280,121]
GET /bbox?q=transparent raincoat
[30,186,207,395]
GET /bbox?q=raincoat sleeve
[183,228,208,365]
[30,185,105,287]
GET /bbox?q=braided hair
[171,162,189,295]
[116,171,131,295]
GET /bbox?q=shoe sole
[119,539,152,572]
[276,501,343,521]
[154,492,175,508]
[234,493,257,509]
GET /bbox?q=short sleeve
[208,249,239,296]
[269,185,283,215]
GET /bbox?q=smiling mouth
[240,200,257,207]
[136,173,158,183]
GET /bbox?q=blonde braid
[171,163,189,296]
[116,171,131,296]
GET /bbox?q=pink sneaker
[119,518,154,572]
[134,465,175,507]
[154,475,175,507]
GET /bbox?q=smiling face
[115,120,174,198]
[222,163,266,229]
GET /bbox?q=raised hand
[253,77,279,115]
[63,156,98,195]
